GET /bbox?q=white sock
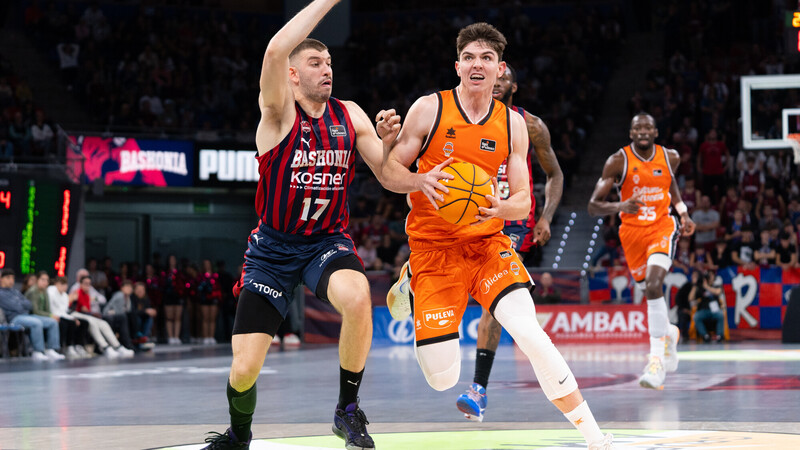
[647,297,669,358]
[563,401,604,444]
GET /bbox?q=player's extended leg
[326,268,375,450]
[638,258,680,391]
[203,288,281,450]
[456,309,501,421]
[493,288,614,449]
[415,338,462,391]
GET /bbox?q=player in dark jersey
[202,1,394,449]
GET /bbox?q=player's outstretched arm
[380,95,454,207]
[259,0,339,112]
[588,151,641,216]
[666,148,696,236]
[476,111,531,223]
[526,113,563,243]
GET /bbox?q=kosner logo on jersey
[198,149,259,182]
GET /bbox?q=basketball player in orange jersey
[385,63,565,422]
[588,113,696,390]
[377,23,614,449]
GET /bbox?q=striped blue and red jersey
[255,97,357,236]
[498,105,536,229]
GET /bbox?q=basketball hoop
[787,133,800,165]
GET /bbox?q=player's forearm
[500,191,531,221]
[540,169,564,223]
[588,200,620,217]
[380,159,422,194]
[264,0,339,60]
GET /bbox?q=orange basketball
[435,162,494,225]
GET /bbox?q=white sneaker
[386,261,411,320]
[270,335,281,346]
[104,346,120,359]
[282,333,301,347]
[45,349,66,360]
[75,345,92,358]
[66,346,81,359]
[31,351,49,362]
[664,324,680,372]
[117,346,135,358]
[588,434,616,450]
[169,337,181,345]
[639,355,666,390]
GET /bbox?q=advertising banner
[194,143,259,187]
[68,135,194,187]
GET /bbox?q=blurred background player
[588,113,695,390]
[386,62,565,422]
[201,1,393,449]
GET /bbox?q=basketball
[435,162,494,225]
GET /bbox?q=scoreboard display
[0,175,80,277]
[787,11,800,58]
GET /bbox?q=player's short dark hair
[456,22,507,61]
[289,38,328,62]
[54,276,68,285]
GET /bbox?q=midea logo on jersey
[388,317,415,343]
[119,150,188,175]
[481,269,509,294]
[199,149,259,182]
[250,282,282,299]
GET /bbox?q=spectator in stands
[533,272,561,304]
[756,183,787,221]
[696,128,729,203]
[691,195,720,252]
[673,238,692,273]
[776,231,799,271]
[162,254,184,345]
[30,109,54,157]
[754,229,777,267]
[680,175,701,216]
[689,270,725,343]
[56,41,79,91]
[731,226,757,270]
[69,268,106,313]
[719,184,739,227]
[690,246,708,272]
[758,204,781,232]
[47,276,91,358]
[132,282,157,346]
[102,280,135,351]
[674,272,695,342]
[739,155,764,203]
[788,196,800,225]
[197,259,220,345]
[8,111,31,157]
[0,269,63,361]
[357,236,381,271]
[72,275,133,358]
[25,271,71,359]
[87,258,108,298]
[708,239,733,271]
[215,260,236,342]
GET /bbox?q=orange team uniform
[406,89,533,345]
[617,144,680,283]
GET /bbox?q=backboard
[740,74,800,151]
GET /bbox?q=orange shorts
[619,215,680,283]
[408,234,533,346]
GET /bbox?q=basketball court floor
[1,340,799,449]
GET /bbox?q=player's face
[455,41,505,93]
[629,115,658,150]
[492,67,516,104]
[293,49,333,103]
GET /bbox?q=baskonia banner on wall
[589,266,800,330]
[68,135,194,187]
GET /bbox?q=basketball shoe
[201,428,251,449]
[456,382,487,422]
[663,324,679,372]
[333,400,374,450]
[638,355,666,390]
[386,261,411,320]
[588,434,617,450]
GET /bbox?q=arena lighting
[0,190,9,210]
[0,251,5,268]
[61,189,71,235]
[54,246,67,277]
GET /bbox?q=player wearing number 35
[200,1,397,449]
[588,113,696,391]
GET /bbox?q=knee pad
[493,288,577,401]
[415,339,461,391]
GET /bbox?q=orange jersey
[617,144,674,227]
[406,89,514,251]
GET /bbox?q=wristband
[675,201,687,215]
